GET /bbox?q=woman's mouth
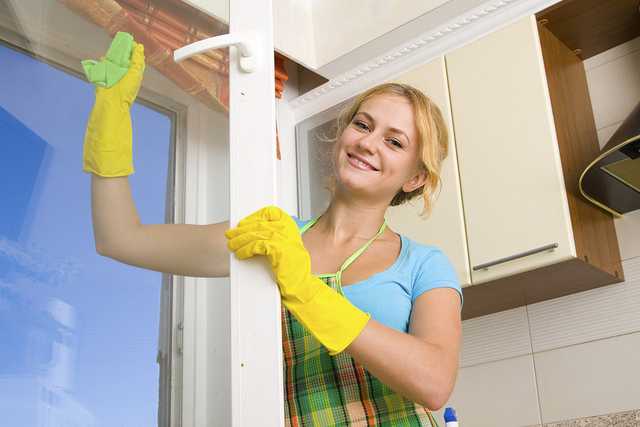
[347,153,378,171]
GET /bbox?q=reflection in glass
[0,28,171,426]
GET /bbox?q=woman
[86,37,462,426]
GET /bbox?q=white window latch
[174,33,259,73]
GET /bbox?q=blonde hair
[324,82,449,218]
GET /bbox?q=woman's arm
[84,39,229,278]
[92,174,230,278]
[344,287,461,411]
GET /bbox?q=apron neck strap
[300,214,388,278]
[337,220,387,275]
[299,216,318,234]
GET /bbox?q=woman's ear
[402,168,428,193]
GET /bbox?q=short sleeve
[412,249,464,310]
[290,215,308,230]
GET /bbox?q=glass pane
[295,100,350,221]
[0,0,230,425]
[0,39,171,425]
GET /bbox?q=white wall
[431,36,640,427]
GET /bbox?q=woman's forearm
[91,174,141,253]
[344,319,457,411]
[90,174,231,277]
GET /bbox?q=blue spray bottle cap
[444,407,458,422]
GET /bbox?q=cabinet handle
[472,243,559,271]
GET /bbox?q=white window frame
[177,1,282,426]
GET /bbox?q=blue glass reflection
[0,42,171,426]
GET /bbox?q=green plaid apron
[281,217,440,427]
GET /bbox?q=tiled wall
[432,37,640,426]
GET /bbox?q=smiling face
[332,94,427,205]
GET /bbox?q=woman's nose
[356,132,379,153]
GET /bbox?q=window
[0,38,174,425]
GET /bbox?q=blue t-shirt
[293,216,464,333]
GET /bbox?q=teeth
[355,158,370,168]
[350,155,375,170]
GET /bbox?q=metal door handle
[174,33,259,73]
[473,243,559,271]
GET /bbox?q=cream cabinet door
[445,15,576,284]
[386,57,471,287]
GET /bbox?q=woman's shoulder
[396,232,463,306]
[397,232,448,261]
[395,233,457,278]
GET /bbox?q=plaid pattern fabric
[281,274,440,427]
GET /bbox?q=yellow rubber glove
[82,39,145,177]
[225,206,371,356]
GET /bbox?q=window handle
[174,33,259,73]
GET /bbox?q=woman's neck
[315,197,388,245]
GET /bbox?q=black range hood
[580,101,640,216]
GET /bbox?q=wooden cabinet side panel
[538,24,624,280]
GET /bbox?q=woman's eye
[388,138,402,148]
[353,120,370,131]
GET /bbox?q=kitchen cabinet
[446,15,573,285]
[445,15,623,318]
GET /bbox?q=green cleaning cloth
[81,32,134,88]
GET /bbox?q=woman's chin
[336,172,370,190]
[336,176,388,198]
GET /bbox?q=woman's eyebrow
[354,111,374,122]
[356,111,410,143]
